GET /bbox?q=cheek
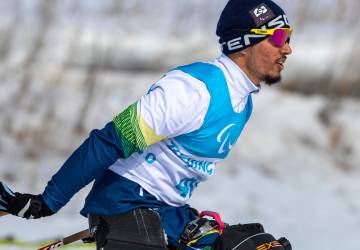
[249,51,273,74]
[246,46,277,75]
[258,48,275,69]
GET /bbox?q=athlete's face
[243,38,292,86]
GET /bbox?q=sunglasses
[250,28,293,47]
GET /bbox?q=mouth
[275,57,287,70]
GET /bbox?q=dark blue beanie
[216,0,290,54]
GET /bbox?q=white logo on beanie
[249,3,275,26]
[254,5,268,17]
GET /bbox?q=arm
[1,69,210,218]
[0,122,124,218]
[42,121,124,213]
[45,70,211,213]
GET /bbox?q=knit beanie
[216,0,290,54]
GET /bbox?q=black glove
[0,182,54,219]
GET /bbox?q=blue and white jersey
[109,54,259,206]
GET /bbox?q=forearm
[42,122,124,213]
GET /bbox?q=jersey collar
[216,54,260,95]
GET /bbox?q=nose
[281,43,292,55]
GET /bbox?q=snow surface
[0,1,359,250]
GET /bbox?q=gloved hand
[0,182,53,219]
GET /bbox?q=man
[0,0,292,249]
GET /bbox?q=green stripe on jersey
[113,103,147,158]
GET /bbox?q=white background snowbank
[1,1,360,250]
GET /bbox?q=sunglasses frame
[250,28,293,47]
[249,27,293,36]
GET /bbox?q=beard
[263,74,282,86]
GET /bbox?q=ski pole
[0,211,90,249]
[0,211,8,217]
[37,229,90,250]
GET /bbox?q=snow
[1,1,360,250]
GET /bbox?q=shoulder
[151,68,211,108]
[137,68,212,137]
[175,62,225,83]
